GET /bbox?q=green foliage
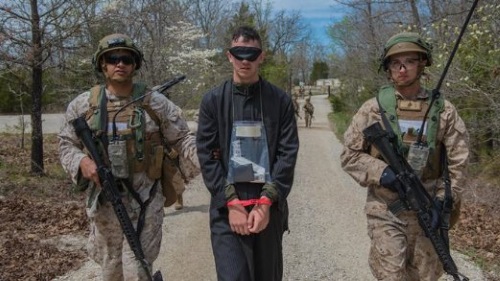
[0,61,96,114]
[328,110,351,143]
[309,60,329,84]
[260,57,288,90]
[0,71,30,113]
[226,2,256,45]
[418,3,500,161]
[329,92,346,113]
[43,61,97,112]
[328,92,353,142]
[329,2,500,167]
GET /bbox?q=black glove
[379,166,399,192]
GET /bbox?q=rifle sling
[120,178,159,237]
[99,86,109,148]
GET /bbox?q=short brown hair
[231,26,262,48]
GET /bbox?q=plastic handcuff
[227,197,272,207]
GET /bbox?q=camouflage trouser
[304,113,312,127]
[367,211,444,281]
[171,170,186,195]
[86,186,165,281]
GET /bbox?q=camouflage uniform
[303,98,314,128]
[58,33,199,280]
[340,91,469,280]
[59,89,199,280]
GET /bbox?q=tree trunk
[408,0,422,29]
[30,0,44,175]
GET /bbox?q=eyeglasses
[388,57,421,71]
[229,46,262,62]
[104,54,135,65]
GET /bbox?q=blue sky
[271,0,345,45]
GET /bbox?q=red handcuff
[227,197,272,207]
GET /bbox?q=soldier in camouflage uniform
[340,32,469,280]
[58,33,199,281]
[303,97,314,128]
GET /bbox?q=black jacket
[196,78,299,210]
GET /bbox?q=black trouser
[209,200,287,281]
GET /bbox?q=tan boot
[174,194,183,210]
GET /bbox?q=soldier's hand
[248,199,270,234]
[80,156,100,186]
[228,202,250,235]
[379,166,399,192]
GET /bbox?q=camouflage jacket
[303,102,314,115]
[340,91,469,217]
[58,88,200,208]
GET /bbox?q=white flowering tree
[94,0,218,109]
[148,21,218,108]
[423,3,500,164]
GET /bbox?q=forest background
[0,0,499,279]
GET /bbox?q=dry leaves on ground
[0,134,499,280]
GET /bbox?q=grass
[327,111,352,142]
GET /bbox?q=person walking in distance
[196,26,299,281]
[58,33,199,280]
[340,32,469,280]
[292,94,302,120]
[303,97,314,128]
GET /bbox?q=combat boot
[174,194,183,210]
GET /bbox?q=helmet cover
[381,32,432,70]
[92,33,143,72]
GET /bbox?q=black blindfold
[229,46,262,62]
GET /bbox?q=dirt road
[51,95,485,280]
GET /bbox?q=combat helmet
[92,33,143,72]
[380,32,432,71]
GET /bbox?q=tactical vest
[304,102,314,115]
[85,83,163,180]
[377,85,445,180]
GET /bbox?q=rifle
[72,116,163,281]
[363,122,468,281]
[152,75,186,95]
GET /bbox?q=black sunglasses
[104,54,135,65]
[229,46,262,62]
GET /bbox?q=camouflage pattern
[367,211,443,280]
[58,88,200,280]
[303,99,314,128]
[87,186,164,280]
[171,165,186,195]
[340,90,469,280]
